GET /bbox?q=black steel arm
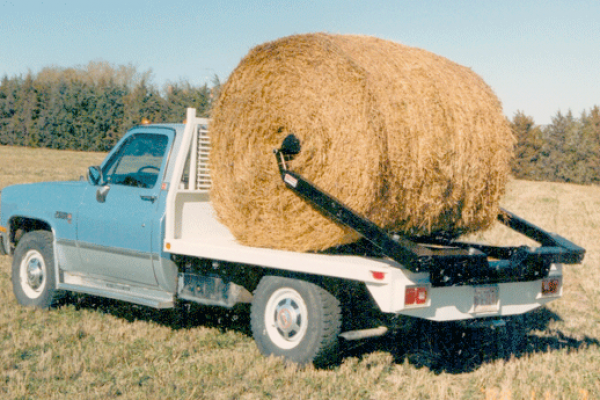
[274,146,488,273]
[497,209,585,264]
[273,139,585,286]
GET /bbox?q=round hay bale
[209,33,514,252]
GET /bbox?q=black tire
[251,276,341,366]
[12,230,62,308]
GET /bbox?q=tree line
[511,106,600,185]
[0,61,217,152]
[1,62,599,185]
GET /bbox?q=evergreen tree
[163,80,211,122]
[9,73,40,147]
[0,61,217,151]
[1,62,598,185]
[0,75,18,145]
[510,111,543,180]
[578,106,600,184]
[90,82,127,151]
[123,77,165,131]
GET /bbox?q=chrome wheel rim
[19,249,47,299]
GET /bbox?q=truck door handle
[140,195,157,203]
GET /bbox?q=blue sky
[1,0,598,125]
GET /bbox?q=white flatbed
[162,109,573,320]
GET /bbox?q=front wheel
[12,230,62,308]
[251,276,341,366]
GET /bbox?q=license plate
[474,285,499,313]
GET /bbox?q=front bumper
[0,226,8,255]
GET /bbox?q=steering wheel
[122,176,144,188]
[137,165,160,174]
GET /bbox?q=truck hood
[0,181,89,227]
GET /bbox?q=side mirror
[88,166,102,185]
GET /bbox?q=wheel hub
[26,258,44,291]
[275,299,300,336]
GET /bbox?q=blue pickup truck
[0,108,585,365]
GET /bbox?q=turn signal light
[405,285,429,307]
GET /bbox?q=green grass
[1,144,599,399]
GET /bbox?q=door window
[103,134,169,188]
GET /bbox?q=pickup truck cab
[0,108,585,366]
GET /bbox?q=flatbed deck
[165,192,393,285]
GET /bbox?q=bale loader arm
[274,135,585,287]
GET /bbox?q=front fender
[0,181,89,246]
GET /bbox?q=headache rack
[274,135,585,288]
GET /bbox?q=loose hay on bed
[209,33,514,252]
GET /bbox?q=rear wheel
[12,231,62,308]
[251,276,341,366]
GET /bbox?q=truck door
[75,130,172,286]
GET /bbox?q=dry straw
[209,33,514,251]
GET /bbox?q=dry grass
[1,144,600,399]
[0,145,106,189]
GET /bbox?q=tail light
[541,277,562,297]
[405,285,430,307]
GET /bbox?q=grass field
[1,144,599,399]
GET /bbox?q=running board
[339,326,389,341]
[59,272,175,309]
